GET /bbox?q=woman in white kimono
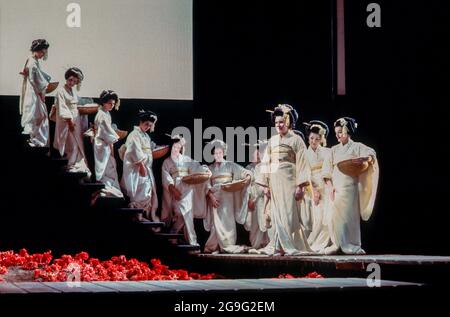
[204,139,252,254]
[120,110,159,222]
[161,135,209,246]
[244,141,271,250]
[303,121,333,253]
[322,117,379,255]
[19,39,51,147]
[53,67,91,175]
[93,90,123,197]
[256,104,312,256]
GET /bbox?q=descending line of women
[19,39,379,255]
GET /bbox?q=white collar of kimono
[340,138,353,148]
[134,126,148,135]
[308,145,322,153]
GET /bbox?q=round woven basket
[182,172,212,185]
[337,158,370,177]
[78,105,99,115]
[221,178,250,192]
[46,82,59,94]
[152,145,170,160]
[115,129,128,140]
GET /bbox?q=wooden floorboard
[0,278,423,294]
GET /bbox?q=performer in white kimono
[53,67,91,175]
[120,110,159,221]
[256,104,312,256]
[244,141,271,250]
[93,90,123,197]
[322,117,379,255]
[161,135,209,246]
[303,121,333,253]
[19,39,51,147]
[204,139,252,254]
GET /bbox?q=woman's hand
[351,157,369,166]
[313,188,321,206]
[67,119,75,132]
[38,92,45,103]
[169,184,182,201]
[295,185,305,201]
[329,186,336,202]
[20,68,29,77]
[263,187,271,199]
[248,199,256,211]
[208,191,220,208]
[139,162,147,177]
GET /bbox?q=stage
[189,254,450,286]
[0,277,421,294]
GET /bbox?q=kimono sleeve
[98,117,119,145]
[295,137,309,186]
[255,143,270,187]
[161,158,175,190]
[29,64,49,92]
[55,90,73,120]
[358,142,377,161]
[321,148,334,180]
[231,162,252,181]
[126,134,146,164]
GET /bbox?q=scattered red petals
[1,249,218,282]
[278,272,324,279]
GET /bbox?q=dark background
[1,0,449,255]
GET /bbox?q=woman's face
[102,99,115,111]
[308,132,321,149]
[214,148,224,163]
[35,49,47,59]
[171,142,183,156]
[275,116,288,135]
[335,126,349,144]
[66,76,79,89]
[140,120,154,133]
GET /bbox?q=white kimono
[244,163,270,249]
[257,131,312,255]
[204,161,251,254]
[93,108,123,197]
[53,87,90,174]
[161,155,209,245]
[121,126,158,220]
[305,145,333,252]
[322,139,379,254]
[20,56,50,147]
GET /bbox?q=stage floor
[189,254,450,283]
[195,253,450,264]
[0,277,421,294]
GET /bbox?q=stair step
[24,146,50,155]
[138,220,165,228]
[154,233,184,239]
[61,170,89,180]
[94,196,126,209]
[79,181,105,192]
[117,208,144,215]
[51,157,68,167]
[176,244,201,252]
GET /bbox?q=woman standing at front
[257,104,312,256]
